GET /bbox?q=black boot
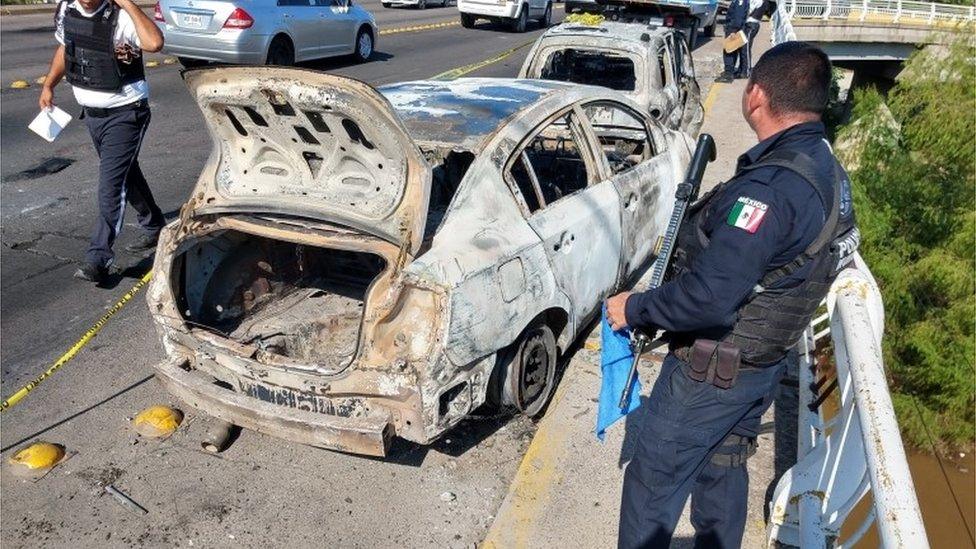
[715,72,734,83]
[73,263,107,284]
[124,232,160,253]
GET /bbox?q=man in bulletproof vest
[605,42,858,549]
[39,0,164,284]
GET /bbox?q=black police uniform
[59,0,164,271]
[617,121,858,549]
[722,0,748,77]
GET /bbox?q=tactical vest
[671,148,859,366]
[61,1,145,93]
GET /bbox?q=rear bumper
[159,26,270,64]
[458,1,520,19]
[155,356,393,456]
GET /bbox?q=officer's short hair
[749,42,832,116]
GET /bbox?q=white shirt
[747,0,765,22]
[55,0,149,108]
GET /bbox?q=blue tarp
[596,305,642,441]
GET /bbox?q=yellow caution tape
[0,271,154,412]
[145,60,159,68]
[10,80,29,89]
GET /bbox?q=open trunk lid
[184,67,431,255]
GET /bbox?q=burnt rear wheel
[489,322,557,417]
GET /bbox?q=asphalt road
[0,5,726,546]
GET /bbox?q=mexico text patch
[726,197,768,233]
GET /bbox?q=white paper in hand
[28,106,72,142]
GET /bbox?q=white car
[148,69,692,456]
[457,0,552,31]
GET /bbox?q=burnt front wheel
[489,322,557,417]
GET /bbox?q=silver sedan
[154,0,378,67]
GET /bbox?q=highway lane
[0,8,726,545]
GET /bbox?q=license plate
[180,13,205,28]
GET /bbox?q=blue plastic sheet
[596,305,642,441]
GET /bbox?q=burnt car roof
[380,78,580,152]
[540,21,671,46]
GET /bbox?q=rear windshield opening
[538,49,637,92]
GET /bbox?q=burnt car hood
[183,67,432,254]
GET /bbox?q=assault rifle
[619,133,716,410]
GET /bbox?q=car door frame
[276,0,322,60]
[502,103,624,332]
[578,100,677,282]
[656,35,682,130]
[315,0,358,56]
[673,35,705,135]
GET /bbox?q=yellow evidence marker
[132,405,183,439]
[8,442,67,479]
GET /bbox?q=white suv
[457,0,552,32]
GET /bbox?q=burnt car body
[148,68,692,456]
[519,22,705,136]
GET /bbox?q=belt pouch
[712,342,741,389]
[689,339,719,382]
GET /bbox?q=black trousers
[722,23,760,76]
[83,102,165,268]
[618,352,788,549]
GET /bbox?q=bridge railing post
[824,0,832,19]
[894,0,902,23]
[861,0,868,22]
[928,2,935,24]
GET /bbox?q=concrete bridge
[773,0,975,79]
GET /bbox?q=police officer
[740,0,775,78]
[39,0,165,284]
[717,0,748,82]
[605,42,858,548]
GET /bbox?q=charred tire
[490,322,558,417]
[539,2,552,26]
[353,27,374,62]
[509,5,528,32]
[266,35,295,66]
[177,56,208,68]
[382,1,391,6]
[460,12,476,27]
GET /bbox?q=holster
[685,339,741,389]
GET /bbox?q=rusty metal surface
[149,70,691,455]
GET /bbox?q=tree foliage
[836,39,975,451]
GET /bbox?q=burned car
[519,21,705,136]
[148,68,692,456]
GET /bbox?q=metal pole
[832,272,929,548]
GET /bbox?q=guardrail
[766,254,929,548]
[772,0,976,44]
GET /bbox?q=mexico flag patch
[726,197,769,233]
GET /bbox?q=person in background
[717,0,748,82]
[740,0,775,78]
[39,0,165,284]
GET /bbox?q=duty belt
[82,98,148,118]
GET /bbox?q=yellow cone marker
[8,442,66,478]
[162,57,177,65]
[10,80,29,89]
[145,60,159,68]
[132,405,183,438]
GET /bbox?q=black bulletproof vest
[62,2,145,93]
[671,149,859,366]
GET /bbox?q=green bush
[837,39,975,451]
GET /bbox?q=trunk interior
[173,229,386,369]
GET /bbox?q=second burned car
[520,21,705,136]
[148,68,692,456]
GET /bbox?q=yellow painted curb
[703,81,725,116]
[481,365,575,548]
[10,80,29,89]
[431,39,533,80]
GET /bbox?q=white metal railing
[772,0,976,44]
[766,254,929,548]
